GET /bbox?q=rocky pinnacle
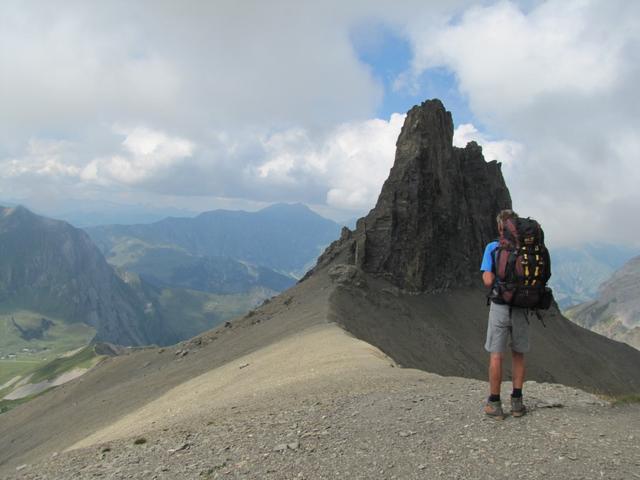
[312,99,512,291]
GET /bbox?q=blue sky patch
[350,21,478,128]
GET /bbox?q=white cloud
[83,127,194,185]
[1,0,639,248]
[3,139,80,179]
[2,114,401,215]
[402,0,640,246]
[407,1,628,120]
[245,113,405,211]
[0,0,391,147]
[1,127,194,191]
[323,114,405,210]
[453,123,523,166]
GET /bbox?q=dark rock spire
[311,99,512,291]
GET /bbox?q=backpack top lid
[499,217,544,249]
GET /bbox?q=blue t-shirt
[480,241,499,272]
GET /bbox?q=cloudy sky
[1,0,638,246]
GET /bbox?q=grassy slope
[157,286,276,340]
[27,346,99,384]
[0,309,96,386]
[0,345,103,414]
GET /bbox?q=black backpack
[492,217,553,310]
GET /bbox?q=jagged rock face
[313,99,511,291]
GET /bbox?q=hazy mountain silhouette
[0,206,168,346]
[566,255,640,350]
[86,203,342,278]
[551,244,639,309]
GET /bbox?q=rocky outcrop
[11,316,54,340]
[309,99,511,291]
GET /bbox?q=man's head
[496,209,518,233]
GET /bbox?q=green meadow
[0,308,95,387]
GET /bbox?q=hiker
[480,209,528,419]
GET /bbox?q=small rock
[16,465,28,472]
[288,440,300,450]
[536,401,564,409]
[239,363,250,369]
[273,444,288,452]
[168,443,190,454]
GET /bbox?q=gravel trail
[7,372,639,480]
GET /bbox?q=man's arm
[480,241,498,288]
[482,271,495,288]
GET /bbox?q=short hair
[496,209,518,229]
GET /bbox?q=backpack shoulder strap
[491,244,499,275]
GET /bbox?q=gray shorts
[485,302,530,353]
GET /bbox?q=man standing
[480,209,527,419]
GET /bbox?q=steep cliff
[309,99,511,291]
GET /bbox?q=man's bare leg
[510,351,527,417]
[511,351,525,389]
[489,352,504,396]
[485,352,505,418]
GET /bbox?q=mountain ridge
[86,202,342,278]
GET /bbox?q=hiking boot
[484,400,504,420]
[510,396,527,417]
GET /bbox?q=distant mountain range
[103,243,295,295]
[549,244,639,309]
[86,203,343,279]
[0,206,282,352]
[0,203,340,398]
[0,205,167,346]
[0,198,199,228]
[566,255,640,350]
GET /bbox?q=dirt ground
[4,322,640,480]
[1,269,639,479]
